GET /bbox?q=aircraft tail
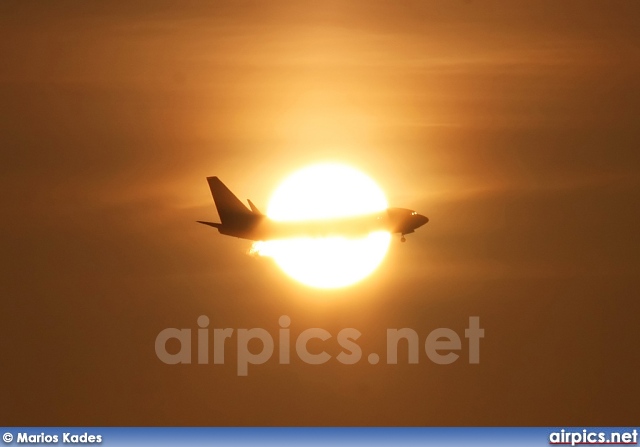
[206,177,253,223]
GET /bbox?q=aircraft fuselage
[198,177,429,242]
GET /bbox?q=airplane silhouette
[198,177,428,242]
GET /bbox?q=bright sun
[252,163,391,289]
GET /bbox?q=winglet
[247,199,262,215]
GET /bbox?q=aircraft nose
[417,214,429,227]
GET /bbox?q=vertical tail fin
[206,177,252,223]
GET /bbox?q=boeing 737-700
[198,177,428,242]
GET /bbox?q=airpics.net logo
[154,316,484,376]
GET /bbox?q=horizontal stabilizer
[197,221,222,229]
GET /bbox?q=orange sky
[1,0,639,425]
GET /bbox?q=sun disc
[253,163,391,289]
